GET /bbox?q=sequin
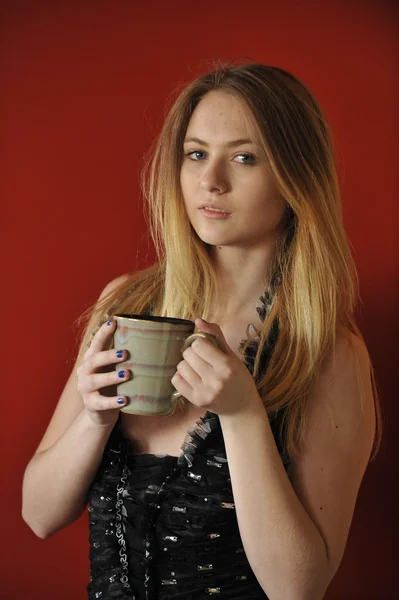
[187,471,202,481]
[93,541,101,548]
[236,575,248,580]
[205,587,221,594]
[161,579,177,585]
[146,484,161,493]
[220,502,235,509]
[105,529,114,535]
[172,505,187,513]
[198,563,213,571]
[95,593,103,598]
[162,535,178,542]
[213,455,228,463]
[206,459,222,468]
[207,533,220,539]
[108,574,117,583]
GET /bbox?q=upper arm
[34,273,129,455]
[287,330,376,581]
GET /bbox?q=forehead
[185,91,258,141]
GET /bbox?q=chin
[194,232,231,247]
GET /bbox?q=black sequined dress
[87,284,290,600]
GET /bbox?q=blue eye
[234,153,255,164]
[186,151,206,161]
[185,150,256,165]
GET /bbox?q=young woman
[22,62,381,600]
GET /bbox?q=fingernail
[117,398,125,405]
[118,370,125,378]
[116,350,123,359]
[107,320,113,326]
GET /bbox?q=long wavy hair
[82,61,382,461]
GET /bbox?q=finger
[182,346,211,380]
[86,392,129,412]
[194,318,234,356]
[176,354,203,387]
[79,368,131,394]
[85,348,128,373]
[190,336,226,366]
[171,371,193,402]
[89,319,117,356]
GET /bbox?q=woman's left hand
[171,318,263,416]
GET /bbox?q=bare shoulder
[323,327,371,392]
[287,327,376,581]
[318,329,375,432]
[34,273,130,454]
[99,273,131,298]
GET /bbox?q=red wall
[2,1,398,598]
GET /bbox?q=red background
[1,1,398,598]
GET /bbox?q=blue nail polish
[116,350,123,358]
[107,320,112,326]
[117,398,125,405]
[118,370,125,378]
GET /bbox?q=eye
[184,150,256,164]
[234,153,256,164]
[186,150,207,161]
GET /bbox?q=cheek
[180,169,202,210]
[179,169,186,194]
[250,182,286,224]
[180,168,193,199]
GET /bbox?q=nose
[200,160,229,194]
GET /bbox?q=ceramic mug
[113,314,218,416]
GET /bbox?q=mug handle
[171,331,219,403]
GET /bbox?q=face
[180,91,286,250]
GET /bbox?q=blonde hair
[84,61,382,461]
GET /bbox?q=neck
[207,243,276,323]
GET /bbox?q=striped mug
[113,314,218,416]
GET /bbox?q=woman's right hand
[76,319,130,427]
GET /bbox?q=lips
[199,204,230,214]
[199,207,231,220]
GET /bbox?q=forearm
[22,409,114,538]
[219,402,329,600]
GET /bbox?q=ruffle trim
[88,430,135,600]
[238,268,281,384]
[178,411,219,468]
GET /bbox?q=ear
[195,318,235,357]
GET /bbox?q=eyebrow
[183,136,255,148]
